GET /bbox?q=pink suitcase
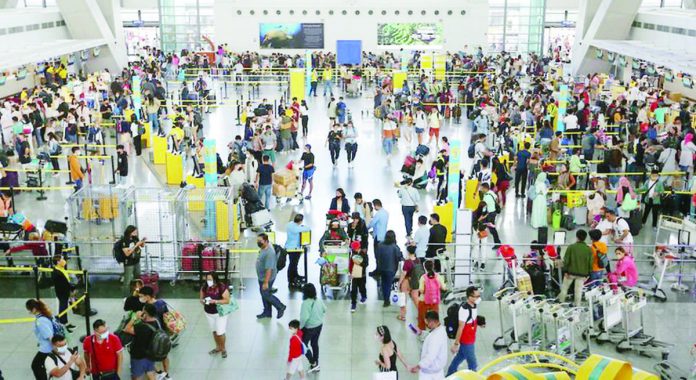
[201,246,216,272]
[181,242,199,272]
[140,271,159,295]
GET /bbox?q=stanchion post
[197,244,203,286]
[224,248,230,283]
[36,167,47,201]
[110,155,116,185]
[302,245,308,283]
[33,266,40,300]
[83,270,91,338]
[236,100,241,126]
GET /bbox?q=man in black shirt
[124,303,159,380]
[116,144,128,185]
[255,155,274,210]
[300,144,316,200]
[51,255,75,330]
[426,213,448,272]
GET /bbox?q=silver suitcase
[573,206,588,225]
[251,209,272,227]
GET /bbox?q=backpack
[273,244,287,271]
[444,303,472,339]
[592,243,609,269]
[467,144,476,158]
[40,315,66,337]
[423,274,441,305]
[113,239,126,263]
[407,259,425,290]
[143,321,172,362]
[485,192,501,214]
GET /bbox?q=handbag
[216,296,239,316]
[620,194,638,212]
[162,307,187,335]
[373,372,398,380]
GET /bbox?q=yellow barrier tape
[0,295,87,324]
[0,266,83,275]
[0,186,74,191]
[545,171,684,177]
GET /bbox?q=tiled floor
[1,82,695,378]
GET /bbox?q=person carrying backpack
[26,299,61,380]
[114,226,147,296]
[588,229,608,287]
[417,260,447,331]
[124,303,170,380]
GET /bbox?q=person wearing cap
[638,169,664,228]
[300,144,315,200]
[349,240,367,312]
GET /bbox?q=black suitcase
[526,265,546,295]
[537,226,548,244]
[45,220,68,234]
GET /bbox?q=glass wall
[158,0,214,54]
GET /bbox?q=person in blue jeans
[255,155,274,210]
[447,286,484,375]
[256,233,286,319]
[375,230,402,307]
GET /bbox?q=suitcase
[181,243,199,272]
[573,206,588,226]
[0,171,19,188]
[563,214,575,231]
[525,265,546,295]
[537,226,548,244]
[251,209,272,227]
[44,220,68,235]
[415,144,430,156]
[201,246,217,272]
[628,209,642,236]
[140,271,159,295]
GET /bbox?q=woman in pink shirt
[608,247,638,288]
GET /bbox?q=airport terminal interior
[1,0,696,379]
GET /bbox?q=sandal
[396,315,406,321]
[221,351,228,358]
[208,349,219,355]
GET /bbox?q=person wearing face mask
[285,320,306,379]
[300,144,316,200]
[410,311,449,379]
[638,169,664,228]
[45,334,86,380]
[51,254,76,331]
[318,219,350,254]
[256,233,287,319]
[446,286,484,375]
[116,226,147,296]
[199,271,231,358]
[374,325,411,376]
[26,299,57,380]
[83,319,123,380]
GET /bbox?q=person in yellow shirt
[68,146,84,191]
[322,66,334,96]
[309,69,318,97]
[58,64,68,85]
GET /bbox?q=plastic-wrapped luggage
[140,271,159,295]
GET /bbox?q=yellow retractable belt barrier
[0,266,83,275]
[0,295,86,324]
[0,186,74,191]
[546,171,684,177]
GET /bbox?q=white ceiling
[590,39,696,76]
[0,38,105,72]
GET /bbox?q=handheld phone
[408,323,419,335]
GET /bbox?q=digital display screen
[259,23,324,49]
[377,23,444,46]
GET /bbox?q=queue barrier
[0,295,86,325]
[545,171,685,177]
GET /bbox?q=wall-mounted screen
[259,23,324,49]
[377,23,444,46]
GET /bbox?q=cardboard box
[273,169,296,186]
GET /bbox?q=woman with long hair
[300,283,326,373]
[26,299,56,380]
[417,260,447,330]
[118,225,146,295]
[329,188,350,214]
[200,271,231,358]
[374,325,411,376]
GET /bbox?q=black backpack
[273,244,287,271]
[143,321,172,362]
[445,302,469,339]
[113,239,126,263]
[467,144,476,159]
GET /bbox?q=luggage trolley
[319,240,350,298]
[492,288,539,352]
[542,305,591,361]
[584,281,621,339]
[615,289,673,359]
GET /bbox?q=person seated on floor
[607,246,638,289]
[319,219,350,255]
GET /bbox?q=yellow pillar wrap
[215,200,229,241]
[141,122,151,148]
[433,201,454,242]
[393,71,407,91]
[421,55,433,70]
[289,69,305,101]
[165,152,183,185]
[465,178,481,211]
[152,136,167,164]
[185,177,205,211]
[577,355,632,380]
[631,369,659,380]
[445,370,485,380]
[488,365,542,380]
[232,200,241,242]
[435,54,446,80]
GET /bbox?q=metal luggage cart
[542,305,591,361]
[584,281,620,339]
[346,77,362,97]
[320,241,350,298]
[492,288,540,352]
[614,290,673,360]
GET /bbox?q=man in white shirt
[605,209,634,256]
[45,334,86,380]
[413,216,430,258]
[398,178,421,236]
[411,311,449,379]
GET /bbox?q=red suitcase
[181,242,199,272]
[140,271,159,295]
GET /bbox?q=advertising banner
[377,23,444,46]
[260,23,324,49]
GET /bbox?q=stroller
[239,182,272,231]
